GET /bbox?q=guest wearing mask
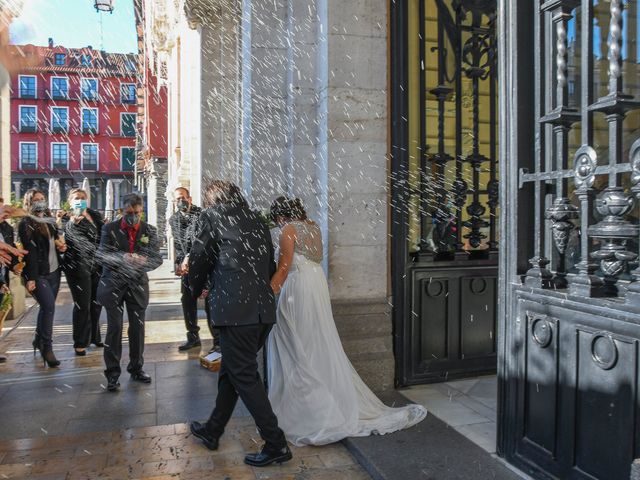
[63,188,105,356]
[18,188,67,367]
[96,194,162,391]
[168,187,218,352]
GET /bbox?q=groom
[188,180,291,467]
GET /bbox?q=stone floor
[0,261,371,479]
[402,376,499,454]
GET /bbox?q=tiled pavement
[0,261,371,479]
[402,376,499,454]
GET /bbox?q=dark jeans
[67,272,102,348]
[181,275,218,345]
[103,288,146,379]
[206,324,286,449]
[32,270,61,349]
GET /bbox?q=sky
[9,0,137,54]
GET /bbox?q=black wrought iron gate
[498,0,640,478]
[393,0,500,386]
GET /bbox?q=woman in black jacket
[18,188,66,367]
[62,188,104,355]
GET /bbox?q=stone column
[112,179,123,210]
[12,182,21,203]
[186,0,242,197]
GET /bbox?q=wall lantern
[94,0,114,13]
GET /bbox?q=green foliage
[0,291,12,313]
[256,209,276,229]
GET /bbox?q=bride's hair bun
[270,196,307,221]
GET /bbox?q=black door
[391,0,500,386]
[498,1,640,478]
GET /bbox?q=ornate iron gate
[395,0,500,386]
[498,1,640,478]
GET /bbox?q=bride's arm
[270,224,296,295]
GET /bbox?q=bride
[267,197,427,446]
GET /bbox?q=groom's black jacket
[188,202,277,326]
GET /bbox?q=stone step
[339,334,393,357]
[334,312,392,339]
[349,353,396,393]
[331,299,391,317]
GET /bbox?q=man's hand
[270,279,281,295]
[0,205,15,221]
[200,289,209,299]
[174,263,183,276]
[180,257,189,275]
[26,280,36,293]
[0,241,27,265]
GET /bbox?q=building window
[121,84,136,104]
[81,78,98,100]
[51,77,68,99]
[121,147,136,171]
[51,107,68,133]
[51,143,68,169]
[81,144,98,170]
[81,55,92,67]
[18,75,36,98]
[19,142,37,169]
[82,107,98,134]
[54,53,66,65]
[121,113,136,137]
[19,105,37,132]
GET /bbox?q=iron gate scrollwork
[403,0,499,385]
[501,1,640,478]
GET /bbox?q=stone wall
[188,0,392,388]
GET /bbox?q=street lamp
[94,0,114,13]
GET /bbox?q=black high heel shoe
[32,336,41,357]
[41,349,60,368]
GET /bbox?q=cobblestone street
[0,261,371,480]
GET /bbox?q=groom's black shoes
[244,444,293,467]
[190,421,219,451]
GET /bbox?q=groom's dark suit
[96,220,162,379]
[189,201,286,449]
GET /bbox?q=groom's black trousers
[206,323,286,449]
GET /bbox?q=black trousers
[32,270,61,349]
[181,275,218,345]
[206,324,286,449]
[103,288,147,378]
[67,272,102,348]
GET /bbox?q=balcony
[51,126,68,134]
[82,127,98,135]
[19,125,37,133]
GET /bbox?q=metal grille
[414,0,498,258]
[521,0,640,301]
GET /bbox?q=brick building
[9,40,140,210]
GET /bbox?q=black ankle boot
[42,348,60,368]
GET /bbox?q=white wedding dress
[267,221,427,446]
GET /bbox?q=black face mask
[124,213,140,226]
[177,199,190,212]
[31,201,47,214]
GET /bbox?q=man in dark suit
[188,181,291,467]
[168,186,218,352]
[96,193,162,391]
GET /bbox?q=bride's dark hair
[270,197,307,222]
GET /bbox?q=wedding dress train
[267,221,426,446]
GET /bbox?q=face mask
[31,201,47,213]
[124,213,140,226]
[177,199,190,212]
[72,199,88,213]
